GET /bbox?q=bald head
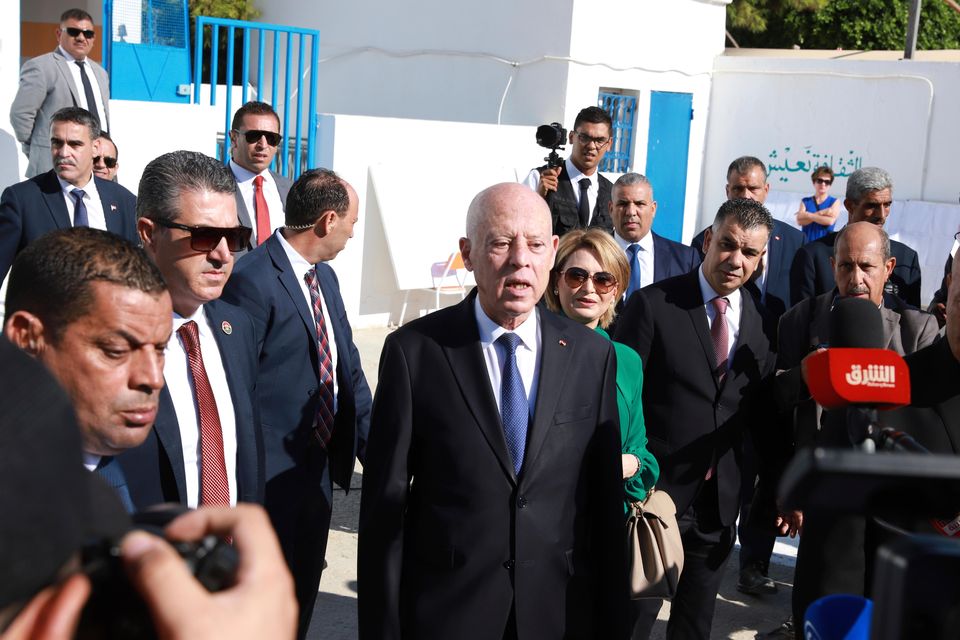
[460,183,557,329]
[832,221,895,305]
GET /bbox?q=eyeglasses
[64,27,95,39]
[93,155,117,168]
[574,131,610,148]
[235,129,281,146]
[814,178,833,186]
[559,267,618,294]
[153,219,252,252]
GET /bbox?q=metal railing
[193,17,320,180]
[598,92,637,173]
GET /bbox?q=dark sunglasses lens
[66,27,95,38]
[593,272,617,293]
[243,130,281,146]
[189,227,251,252]
[816,179,832,185]
[563,267,589,289]
[103,157,117,168]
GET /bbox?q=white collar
[277,229,315,277]
[474,296,539,351]
[697,264,741,312]
[230,159,272,185]
[614,230,654,253]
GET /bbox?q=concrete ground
[307,327,797,639]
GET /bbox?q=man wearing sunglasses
[222,168,370,639]
[93,131,120,182]
[523,106,615,237]
[119,151,264,516]
[0,107,138,286]
[228,101,292,247]
[11,8,110,178]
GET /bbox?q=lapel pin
[558,338,567,347]
[221,320,233,335]
[774,235,781,241]
[110,204,117,212]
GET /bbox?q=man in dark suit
[358,183,627,640]
[4,227,171,511]
[119,151,263,513]
[789,166,922,308]
[523,106,614,236]
[221,168,371,638]
[10,8,110,177]
[0,106,137,283]
[776,221,938,624]
[228,101,293,246]
[616,198,777,639]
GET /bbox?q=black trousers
[738,434,777,572]
[630,482,736,640]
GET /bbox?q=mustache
[845,285,870,296]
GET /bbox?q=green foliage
[728,0,960,50]
[188,0,260,21]
[187,0,261,85]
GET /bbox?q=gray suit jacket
[231,168,293,239]
[10,49,110,178]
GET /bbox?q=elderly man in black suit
[0,106,137,283]
[790,166,922,308]
[358,182,627,640]
[616,198,777,640]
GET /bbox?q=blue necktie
[626,243,643,300]
[95,456,135,513]
[70,188,89,227]
[497,332,528,475]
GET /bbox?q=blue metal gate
[598,92,637,173]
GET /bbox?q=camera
[77,506,238,639]
[536,122,567,169]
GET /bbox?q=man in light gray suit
[10,8,110,178]
[228,101,292,247]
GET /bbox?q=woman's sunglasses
[559,267,618,294]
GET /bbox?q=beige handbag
[626,488,684,599]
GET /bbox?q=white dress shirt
[475,298,541,419]
[58,46,108,129]
[58,174,106,230]
[165,306,239,508]
[82,452,101,472]
[523,158,601,217]
[230,160,286,245]
[614,230,655,292]
[698,266,743,368]
[277,230,340,409]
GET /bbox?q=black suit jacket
[614,271,776,526]
[119,299,264,508]
[541,162,613,237]
[0,170,138,280]
[357,294,627,640]
[789,230,922,308]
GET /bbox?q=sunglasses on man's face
[64,27,96,39]
[559,267,618,294]
[154,219,252,252]
[235,129,281,146]
[93,155,117,168]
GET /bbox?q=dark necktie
[253,175,271,246]
[70,188,89,227]
[75,60,101,128]
[177,320,230,506]
[497,333,528,475]
[95,456,134,513]
[625,243,643,300]
[710,296,730,379]
[577,177,591,227]
[304,268,335,446]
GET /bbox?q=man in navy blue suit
[119,151,263,514]
[221,168,371,638]
[0,106,137,283]
[4,227,171,511]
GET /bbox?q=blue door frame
[645,91,693,243]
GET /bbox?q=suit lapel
[880,305,901,351]
[441,295,517,482]
[96,180,124,236]
[39,172,72,229]
[652,234,666,282]
[154,386,189,502]
[524,310,573,474]
[234,188,253,229]
[54,52,81,107]
[809,294,833,347]
[267,236,317,349]
[682,272,717,386]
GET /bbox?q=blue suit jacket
[0,169,138,281]
[119,299,264,509]
[652,232,702,282]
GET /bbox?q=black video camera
[78,506,238,639]
[536,122,567,169]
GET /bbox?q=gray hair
[834,221,891,262]
[726,156,767,182]
[136,151,237,223]
[711,198,774,235]
[846,167,893,201]
[50,106,100,140]
[613,172,653,197]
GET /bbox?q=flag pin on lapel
[558,339,567,347]
[110,204,117,212]
[221,321,233,335]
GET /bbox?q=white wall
[1,2,23,186]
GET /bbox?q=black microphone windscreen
[829,296,884,348]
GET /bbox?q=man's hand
[121,505,297,640]
[775,510,803,538]
[537,166,561,198]
[0,574,91,640]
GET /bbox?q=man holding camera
[523,106,614,237]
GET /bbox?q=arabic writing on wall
[767,147,864,183]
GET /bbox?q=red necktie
[710,296,729,379]
[177,320,230,506]
[304,268,335,446]
[253,175,271,246]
